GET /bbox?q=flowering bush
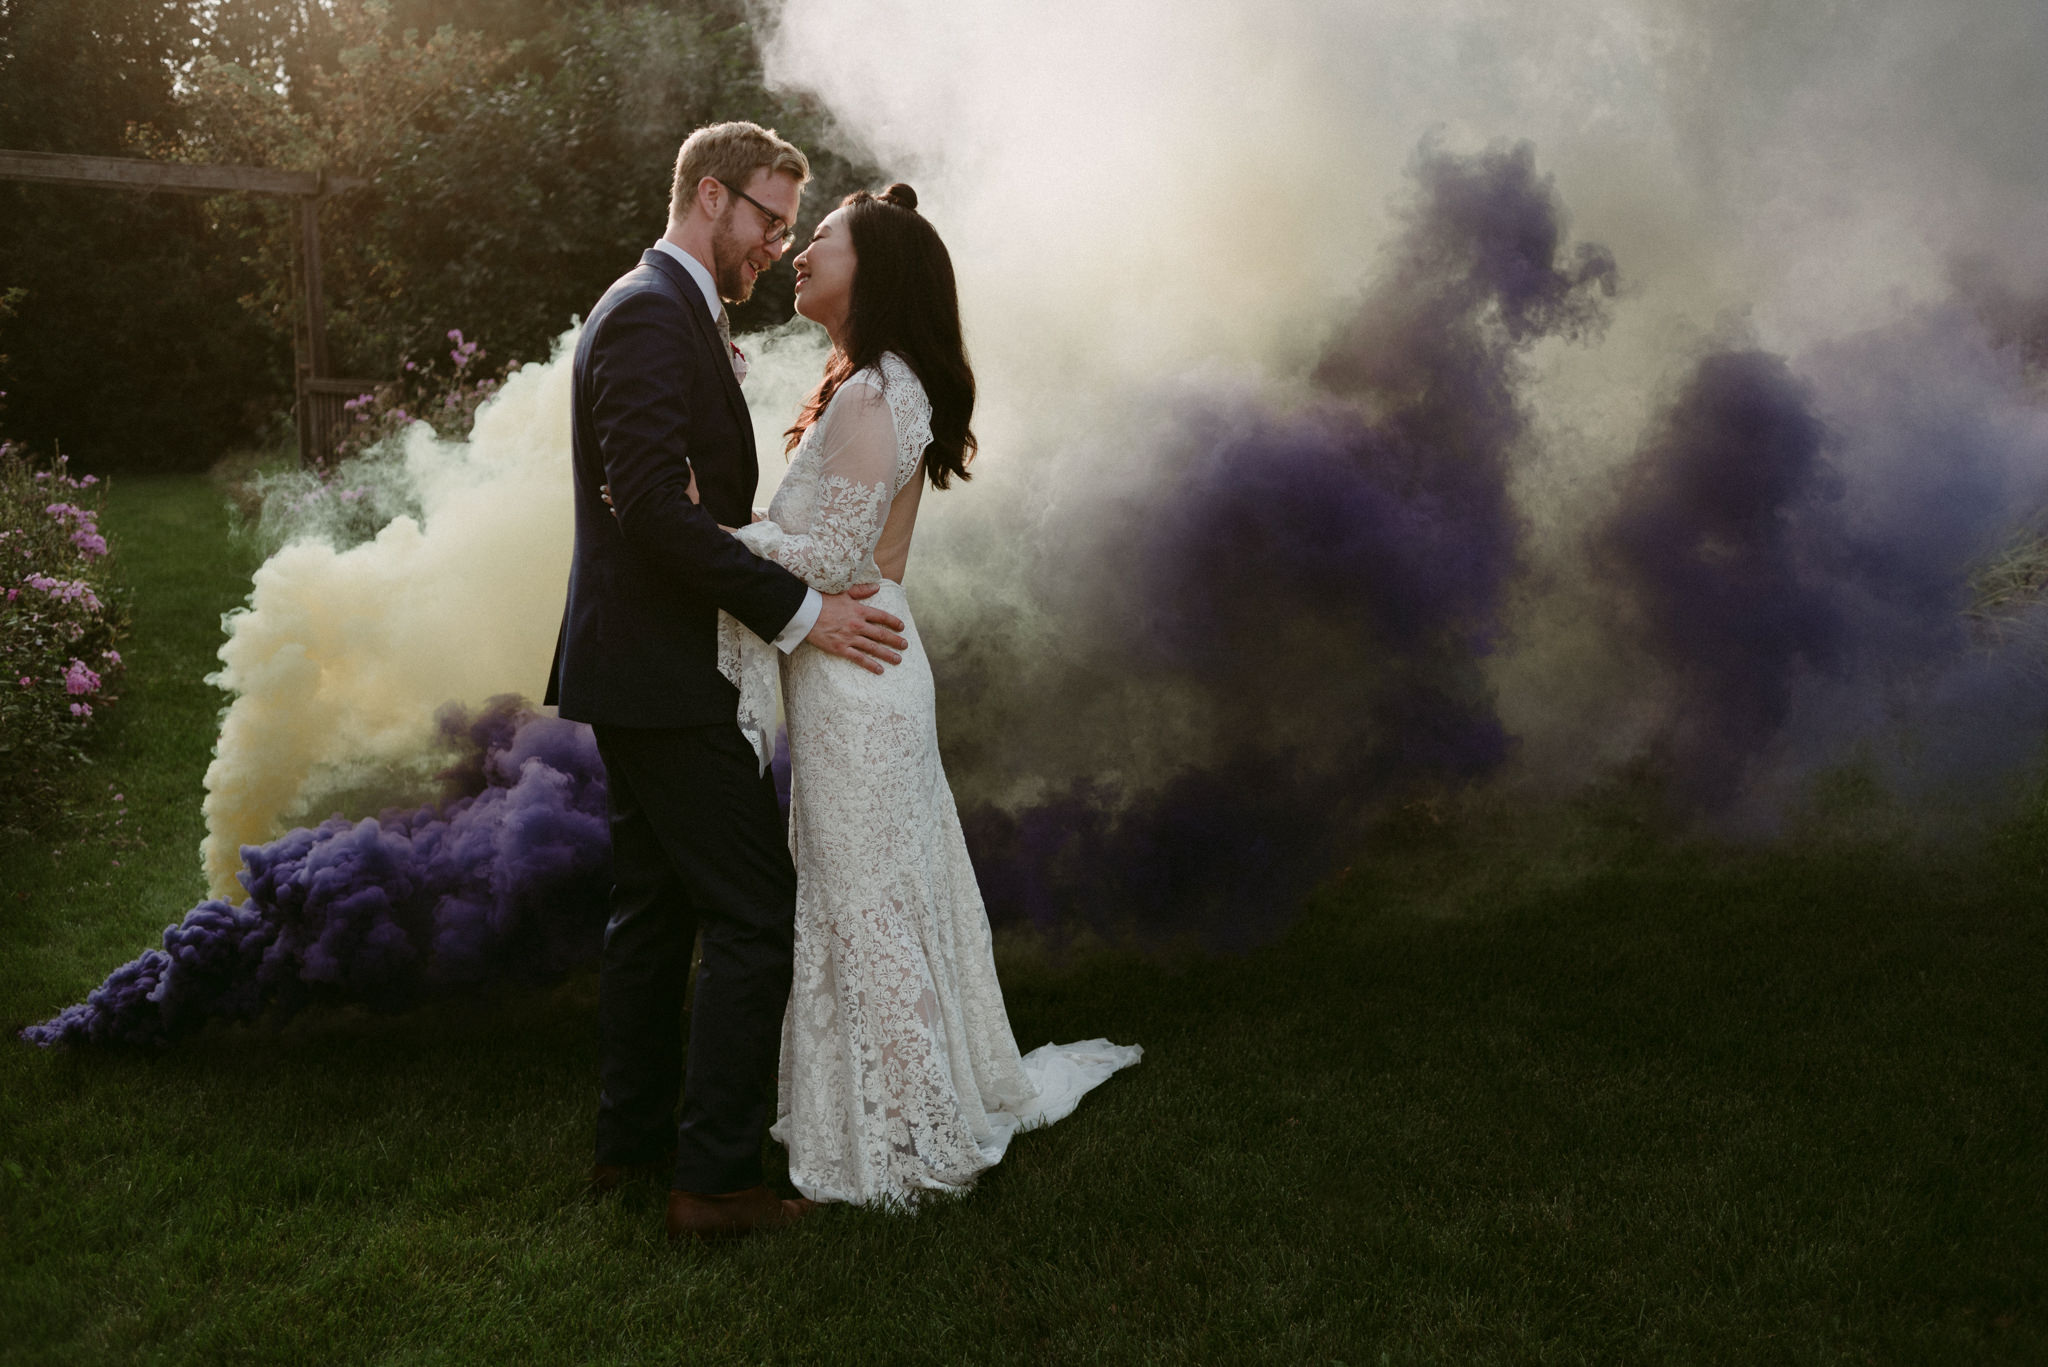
[237,328,518,553]
[0,444,130,827]
[327,327,516,469]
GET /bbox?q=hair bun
[881,182,919,211]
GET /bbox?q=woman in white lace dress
[716,184,1140,1207]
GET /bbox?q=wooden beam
[2,147,371,467]
[0,149,365,198]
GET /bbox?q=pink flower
[80,475,98,486]
[24,576,101,611]
[69,702,92,718]
[101,649,120,665]
[18,676,32,688]
[72,528,108,557]
[5,588,15,602]
[63,659,101,695]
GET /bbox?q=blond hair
[668,122,810,222]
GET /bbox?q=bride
[718,183,1140,1207]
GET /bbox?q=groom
[545,121,906,1241]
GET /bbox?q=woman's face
[792,208,856,341]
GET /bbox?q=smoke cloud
[1595,349,1844,810]
[952,140,1616,942]
[198,348,575,895]
[27,700,606,1047]
[754,0,2048,848]
[110,0,2048,1010]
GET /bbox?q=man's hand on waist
[809,584,906,674]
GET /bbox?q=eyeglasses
[716,179,796,248]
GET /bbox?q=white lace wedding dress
[717,352,1140,1207]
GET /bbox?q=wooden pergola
[0,148,373,465]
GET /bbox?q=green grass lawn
[3,475,2044,1364]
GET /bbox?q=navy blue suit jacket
[545,249,809,727]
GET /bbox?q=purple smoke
[1596,303,2048,817]
[1798,307,2048,803]
[23,698,609,1047]
[952,141,1617,943]
[1597,350,1848,807]
[1953,257,2048,374]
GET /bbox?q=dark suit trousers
[591,723,796,1194]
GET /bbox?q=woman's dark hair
[785,182,977,489]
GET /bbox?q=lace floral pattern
[745,472,889,594]
[869,352,934,492]
[719,355,922,772]
[722,354,1140,1206]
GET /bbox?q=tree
[0,0,874,469]
[167,0,873,378]
[366,1,872,368]
[150,0,509,378]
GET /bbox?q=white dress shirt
[651,238,821,652]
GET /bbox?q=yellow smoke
[199,318,835,896]
[200,349,577,895]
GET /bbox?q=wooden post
[294,188,331,465]
[298,179,330,380]
[291,180,379,467]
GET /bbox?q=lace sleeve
[735,377,897,593]
[875,352,932,493]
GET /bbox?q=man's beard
[710,211,756,305]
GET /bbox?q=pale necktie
[716,307,748,385]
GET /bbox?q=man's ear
[695,176,724,217]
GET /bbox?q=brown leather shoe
[666,1185,817,1242]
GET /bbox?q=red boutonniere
[729,341,749,385]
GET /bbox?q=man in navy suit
[546,122,906,1241]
